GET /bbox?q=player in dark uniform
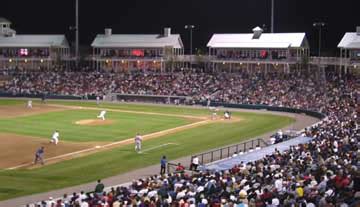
[41,93,46,104]
[34,146,45,165]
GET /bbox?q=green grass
[49,100,214,116]
[0,110,192,142]
[0,99,26,106]
[0,99,294,200]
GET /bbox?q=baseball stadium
[0,0,359,206]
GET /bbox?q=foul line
[6,119,210,170]
[138,143,179,154]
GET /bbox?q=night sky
[2,0,360,55]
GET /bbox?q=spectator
[94,179,105,196]
[160,155,167,175]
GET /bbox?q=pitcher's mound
[75,119,114,126]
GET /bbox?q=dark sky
[2,0,360,55]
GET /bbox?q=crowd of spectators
[3,68,358,206]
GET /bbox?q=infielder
[134,133,142,152]
[97,110,107,120]
[50,130,60,145]
[96,96,100,105]
[27,100,33,109]
[34,146,45,165]
[209,107,219,120]
[224,110,231,119]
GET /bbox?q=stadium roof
[91,34,184,49]
[207,33,308,49]
[337,33,360,49]
[0,17,11,24]
[0,35,69,48]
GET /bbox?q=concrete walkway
[0,109,319,207]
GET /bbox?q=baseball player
[210,107,219,120]
[97,110,107,120]
[134,133,142,152]
[50,130,60,145]
[224,110,231,119]
[27,99,33,109]
[96,96,100,105]
[34,146,45,165]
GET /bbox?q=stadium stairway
[204,136,312,171]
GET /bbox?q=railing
[309,57,343,65]
[190,138,268,166]
[88,55,165,60]
[208,56,300,63]
[112,93,191,104]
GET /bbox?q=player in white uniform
[27,100,33,109]
[210,107,219,120]
[50,130,60,145]
[224,110,231,119]
[134,133,142,152]
[96,96,100,105]
[97,110,107,120]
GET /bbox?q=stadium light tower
[271,0,274,33]
[184,25,195,70]
[313,22,326,57]
[75,0,79,66]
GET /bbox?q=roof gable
[91,34,183,49]
[0,35,69,48]
[207,33,307,49]
[338,33,360,49]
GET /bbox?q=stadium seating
[5,69,357,206]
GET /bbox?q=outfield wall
[207,101,326,119]
[0,93,326,119]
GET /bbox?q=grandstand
[8,71,357,207]
[0,18,70,70]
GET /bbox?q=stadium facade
[338,26,360,70]
[0,17,359,72]
[0,18,70,69]
[91,28,184,72]
[207,27,309,72]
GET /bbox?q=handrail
[190,138,268,166]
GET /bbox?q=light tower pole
[75,0,79,67]
[313,22,326,57]
[185,25,195,70]
[271,0,274,33]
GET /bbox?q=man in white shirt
[274,174,283,193]
[191,156,199,171]
[50,130,60,145]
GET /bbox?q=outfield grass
[49,100,215,116]
[0,100,294,200]
[0,110,192,142]
[0,99,25,106]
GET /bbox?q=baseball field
[0,99,294,200]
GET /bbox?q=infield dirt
[75,119,114,126]
[0,133,105,169]
[0,104,66,118]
